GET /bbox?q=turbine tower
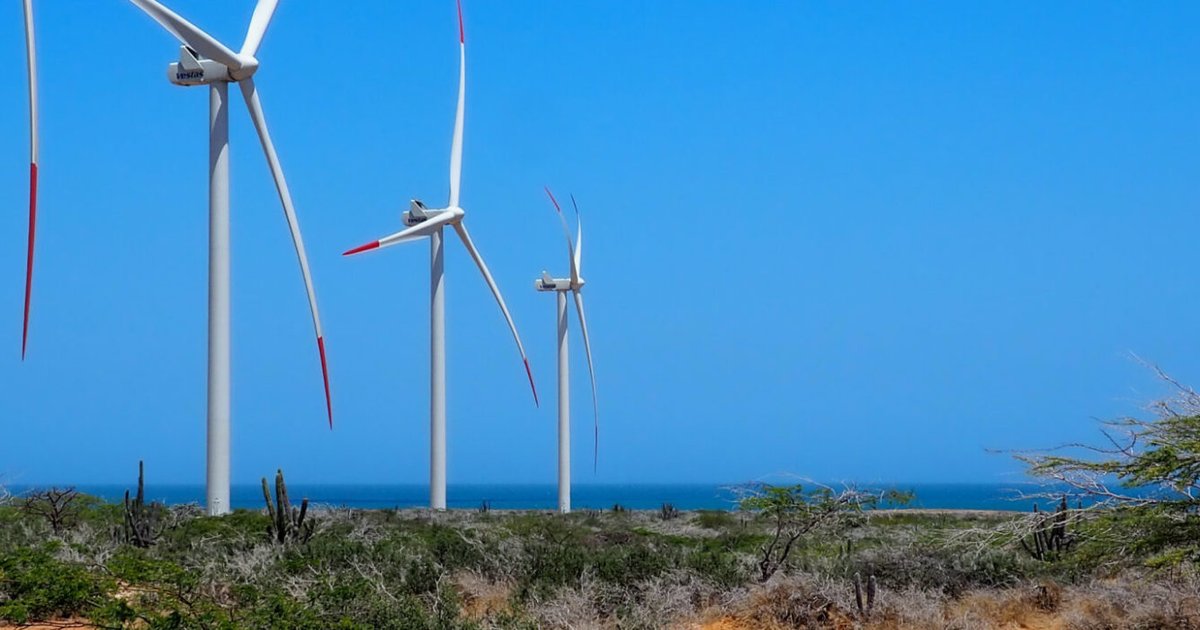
[343,0,538,511]
[126,0,332,515]
[537,189,598,513]
[20,0,38,359]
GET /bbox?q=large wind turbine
[536,189,597,513]
[343,0,538,511]
[126,0,332,515]
[20,0,38,359]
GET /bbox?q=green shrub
[0,544,109,623]
[696,510,737,530]
[687,548,746,588]
[595,542,669,584]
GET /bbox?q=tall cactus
[262,469,313,544]
[1020,496,1073,561]
[124,460,159,548]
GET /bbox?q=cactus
[853,572,878,620]
[659,502,680,521]
[124,460,160,548]
[1020,496,1073,561]
[262,469,313,544]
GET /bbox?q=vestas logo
[176,70,204,81]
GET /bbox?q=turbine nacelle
[403,200,464,227]
[536,272,582,292]
[167,46,258,86]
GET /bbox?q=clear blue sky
[1,1,1198,485]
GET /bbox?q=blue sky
[1,1,1198,485]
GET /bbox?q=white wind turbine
[343,0,538,511]
[19,0,38,359]
[126,0,332,515]
[537,189,597,513]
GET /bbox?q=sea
[6,483,1061,512]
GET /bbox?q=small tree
[1015,363,1200,562]
[1018,365,1200,510]
[20,487,83,535]
[738,482,908,582]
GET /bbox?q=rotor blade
[21,0,37,359]
[342,211,458,256]
[570,194,583,279]
[128,0,245,70]
[452,222,539,406]
[238,78,333,426]
[544,187,578,284]
[241,0,279,57]
[448,0,466,207]
[572,290,598,471]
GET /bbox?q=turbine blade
[544,187,578,283]
[238,78,332,426]
[570,194,583,280]
[21,0,37,359]
[128,0,244,70]
[572,290,598,471]
[342,211,458,256]
[241,0,279,57]
[448,0,466,207]
[452,222,538,406]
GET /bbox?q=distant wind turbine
[126,0,332,515]
[537,188,598,514]
[343,0,538,511]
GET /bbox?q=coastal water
[9,483,1055,512]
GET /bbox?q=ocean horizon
[5,482,1056,512]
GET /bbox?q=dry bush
[527,570,607,629]
[453,570,514,621]
[706,574,858,629]
[1059,572,1200,630]
[870,586,950,629]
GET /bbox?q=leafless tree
[21,487,84,535]
[736,481,896,582]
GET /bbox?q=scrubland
[0,493,1196,629]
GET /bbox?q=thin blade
[342,211,458,256]
[544,187,578,283]
[238,78,332,426]
[572,290,598,471]
[128,0,244,70]
[448,0,466,207]
[241,0,279,57]
[570,194,583,280]
[452,222,538,406]
[21,0,37,359]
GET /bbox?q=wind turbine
[20,0,38,359]
[343,0,538,511]
[536,189,597,514]
[126,0,332,515]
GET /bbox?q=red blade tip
[544,186,562,214]
[523,357,539,407]
[457,0,465,43]
[22,162,38,360]
[318,336,333,429]
[343,241,380,256]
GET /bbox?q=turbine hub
[167,48,258,86]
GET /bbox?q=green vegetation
[0,483,1196,628]
[7,366,1200,629]
[1014,368,1200,572]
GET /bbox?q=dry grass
[672,572,1200,630]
